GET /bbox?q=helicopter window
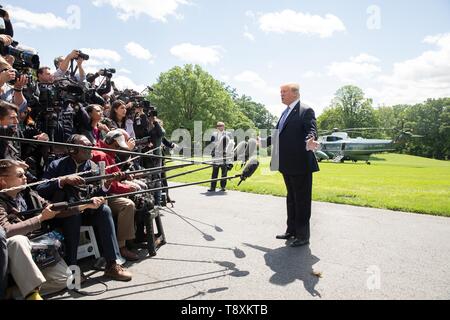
[326,136,342,142]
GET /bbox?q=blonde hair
[281,83,300,98]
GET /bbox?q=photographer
[134,109,165,205]
[0,101,48,182]
[80,104,110,145]
[0,59,27,112]
[37,66,54,84]
[109,99,135,138]
[86,68,114,97]
[53,50,86,83]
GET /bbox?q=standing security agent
[208,122,233,192]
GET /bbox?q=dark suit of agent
[270,83,320,247]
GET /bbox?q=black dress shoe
[207,189,216,192]
[276,233,295,240]
[290,239,310,247]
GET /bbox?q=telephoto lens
[77,50,90,60]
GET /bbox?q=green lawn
[167,153,450,217]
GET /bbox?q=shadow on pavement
[201,191,228,197]
[243,243,321,297]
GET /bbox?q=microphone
[238,157,259,186]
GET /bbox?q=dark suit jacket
[270,101,319,175]
[36,156,105,217]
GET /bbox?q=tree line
[147,65,448,160]
[148,64,277,139]
[317,85,450,160]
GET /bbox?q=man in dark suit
[208,121,233,192]
[270,83,320,247]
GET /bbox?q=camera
[144,104,158,117]
[99,68,115,78]
[86,68,115,83]
[0,41,40,70]
[8,69,31,86]
[75,50,89,61]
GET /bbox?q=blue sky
[4,0,450,116]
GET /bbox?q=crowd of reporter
[0,9,178,300]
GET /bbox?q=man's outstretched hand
[306,137,320,151]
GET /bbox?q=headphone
[67,135,79,155]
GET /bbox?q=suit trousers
[210,164,228,190]
[282,173,313,240]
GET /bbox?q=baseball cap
[105,129,130,150]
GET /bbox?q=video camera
[34,78,89,114]
[114,88,156,116]
[0,40,40,70]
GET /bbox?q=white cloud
[233,71,280,116]
[113,75,146,92]
[245,10,256,19]
[328,53,381,82]
[79,48,121,72]
[234,71,268,89]
[243,25,255,41]
[243,32,255,41]
[125,42,155,62]
[80,48,122,63]
[170,43,223,65]
[118,68,132,74]
[258,9,346,38]
[5,5,71,29]
[92,0,189,22]
[370,33,450,106]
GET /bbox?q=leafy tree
[331,85,379,130]
[233,94,278,129]
[317,106,344,132]
[401,98,450,159]
[318,85,379,137]
[148,64,254,136]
